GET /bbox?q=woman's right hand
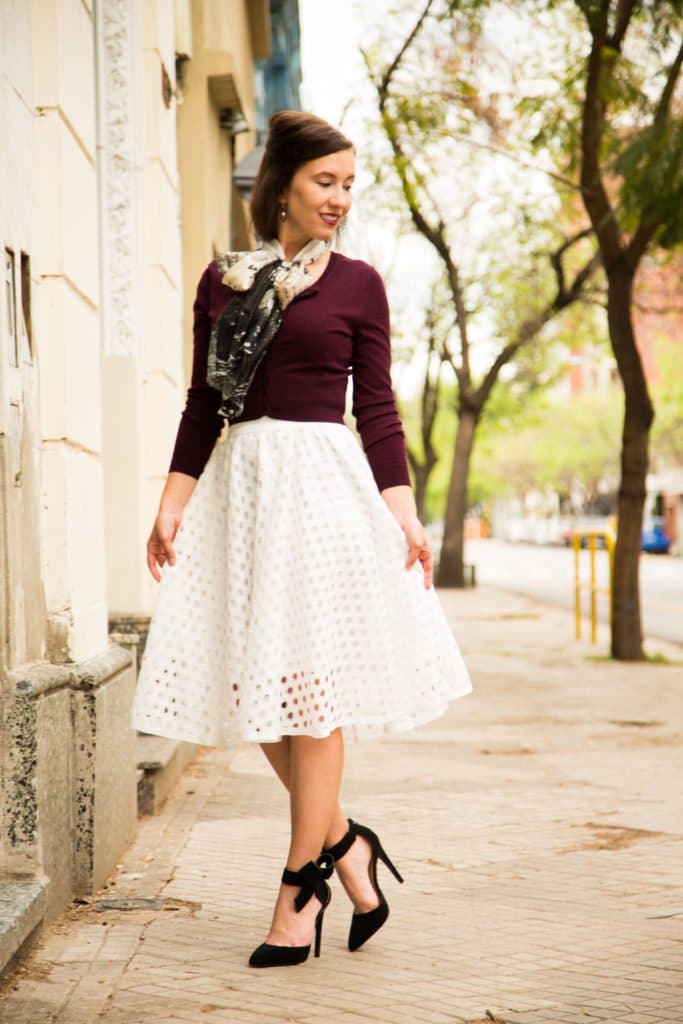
[147,509,183,582]
[147,472,198,581]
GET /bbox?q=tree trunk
[436,407,478,587]
[606,263,654,660]
[413,465,429,521]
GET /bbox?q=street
[464,539,683,645]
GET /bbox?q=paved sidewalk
[1,586,682,1024]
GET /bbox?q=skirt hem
[132,687,472,748]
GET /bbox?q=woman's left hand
[380,485,433,590]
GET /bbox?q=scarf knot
[207,238,330,420]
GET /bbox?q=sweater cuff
[365,433,411,491]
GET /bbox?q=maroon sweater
[168,251,411,491]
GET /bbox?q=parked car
[560,516,613,549]
[562,515,671,554]
[641,516,671,554]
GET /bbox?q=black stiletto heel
[248,853,334,968]
[324,818,404,952]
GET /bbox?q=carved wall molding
[95,0,143,358]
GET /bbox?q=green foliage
[469,385,623,503]
[615,121,683,247]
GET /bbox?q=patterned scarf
[207,237,330,419]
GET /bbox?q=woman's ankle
[323,812,350,851]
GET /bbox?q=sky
[298,0,369,130]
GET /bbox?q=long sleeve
[168,263,224,478]
[351,266,411,491]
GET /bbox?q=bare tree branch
[653,37,683,127]
[580,7,623,266]
[363,21,475,380]
[609,0,638,50]
[377,0,436,98]
[447,130,582,192]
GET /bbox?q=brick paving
[1,586,682,1024]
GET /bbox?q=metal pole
[574,534,581,639]
[589,534,597,645]
[607,532,615,630]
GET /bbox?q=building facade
[0,0,300,974]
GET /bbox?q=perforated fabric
[132,416,472,745]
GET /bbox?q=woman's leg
[261,738,348,845]
[260,735,380,920]
[263,729,344,946]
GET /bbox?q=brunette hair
[250,111,354,241]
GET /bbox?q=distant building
[634,255,683,552]
[235,0,303,204]
[255,0,302,138]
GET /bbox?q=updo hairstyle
[250,111,354,241]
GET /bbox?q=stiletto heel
[314,906,324,958]
[324,818,404,952]
[376,841,404,884]
[248,853,334,968]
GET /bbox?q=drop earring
[280,204,287,221]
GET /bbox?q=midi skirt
[132,416,472,745]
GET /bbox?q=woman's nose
[330,185,351,210]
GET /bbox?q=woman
[132,111,472,968]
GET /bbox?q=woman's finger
[419,546,433,589]
[147,545,162,583]
[405,537,432,587]
[161,535,177,567]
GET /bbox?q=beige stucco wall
[1,0,269,663]
[0,0,138,942]
[1,0,272,960]
[176,0,260,389]
[0,1,46,674]
[105,0,265,617]
[32,0,108,663]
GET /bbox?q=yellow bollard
[590,534,598,645]
[572,529,616,644]
[574,534,582,639]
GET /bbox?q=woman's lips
[320,214,339,225]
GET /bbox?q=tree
[562,0,682,657]
[400,279,451,519]
[361,0,600,586]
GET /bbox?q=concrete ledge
[136,734,201,815]
[7,643,132,698]
[2,642,138,916]
[0,876,48,976]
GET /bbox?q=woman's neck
[277,229,312,262]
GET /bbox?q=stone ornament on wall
[95,0,144,359]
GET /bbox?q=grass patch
[584,650,682,665]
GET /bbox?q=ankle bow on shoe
[248,853,335,968]
[282,851,335,911]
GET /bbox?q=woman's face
[279,148,355,247]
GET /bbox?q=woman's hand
[147,510,182,582]
[380,484,433,590]
[146,472,198,582]
[399,511,433,589]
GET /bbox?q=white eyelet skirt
[132,416,472,745]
